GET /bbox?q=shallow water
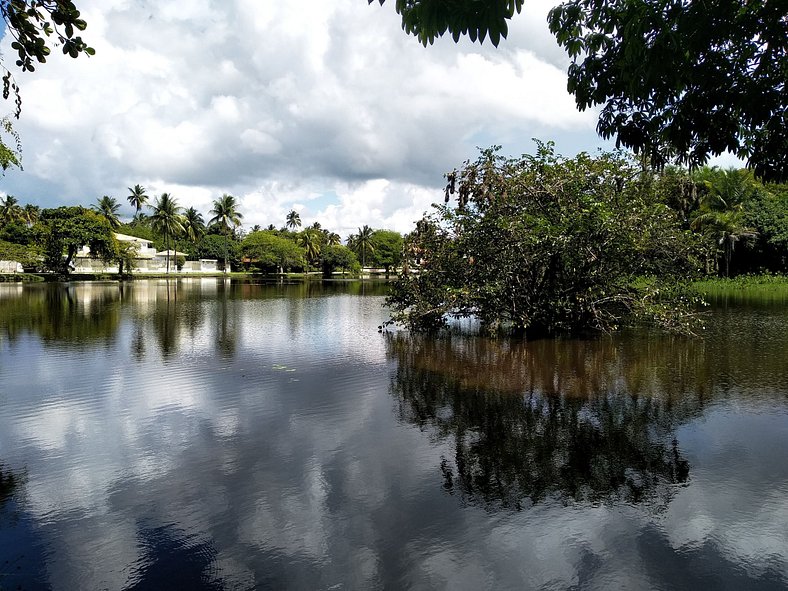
[0,279,787,590]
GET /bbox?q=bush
[386,144,703,336]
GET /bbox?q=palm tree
[22,203,40,227]
[690,167,759,277]
[299,230,321,272]
[182,207,206,244]
[93,195,122,229]
[326,232,341,246]
[352,225,375,269]
[286,210,301,231]
[691,209,756,277]
[149,193,184,275]
[209,194,243,273]
[0,195,23,227]
[127,184,149,214]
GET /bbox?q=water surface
[1,279,787,590]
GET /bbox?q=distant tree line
[0,187,404,277]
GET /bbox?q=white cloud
[1,0,602,234]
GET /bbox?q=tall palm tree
[299,230,321,273]
[286,209,301,231]
[352,225,375,269]
[326,232,341,246]
[209,194,243,274]
[127,184,149,215]
[149,193,184,275]
[93,195,122,229]
[182,207,206,244]
[0,194,23,227]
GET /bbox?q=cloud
[1,0,602,233]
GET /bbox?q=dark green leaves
[1,0,95,117]
[370,0,523,47]
[387,145,703,335]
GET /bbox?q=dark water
[0,279,787,590]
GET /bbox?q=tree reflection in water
[386,333,693,511]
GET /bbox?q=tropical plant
[127,184,149,214]
[22,203,40,227]
[689,168,760,276]
[0,195,23,227]
[326,232,341,246]
[149,193,184,275]
[93,195,121,229]
[209,194,243,273]
[182,207,206,244]
[299,229,321,272]
[286,209,302,231]
[349,225,375,269]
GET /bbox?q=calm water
[0,279,787,590]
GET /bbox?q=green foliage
[375,0,787,182]
[0,116,22,172]
[286,209,301,230]
[0,237,40,267]
[0,220,34,244]
[742,189,788,273]
[2,0,94,121]
[35,206,116,274]
[241,230,304,273]
[387,145,703,335]
[348,225,375,268]
[209,194,243,272]
[93,195,121,229]
[127,184,148,213]
[369,0,524,47]
[320,244,359,276]
[196,232,240,265]
[369,230,403,273]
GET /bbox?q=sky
[0,0,726,238]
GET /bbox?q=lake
[1,279,787,590]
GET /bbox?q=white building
[73,233,219,274]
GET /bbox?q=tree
[0,194,23,227]
[320,244,359,277]
[349,225,375,269]
[149,193,184,275]
[241,230,305,274]
[22,203,39,227]
[369,230,403,276]
[209,194,243,273]
[35,206,116,274]
[196,233,240,267]
[127,184,148,214]
[372,0,788,182]
[326,232,341,246]
[286,209,301,231]
[93,195,121,229]
[689,168,759,276]
[298,229,321,272]
[182,206,206,244]
[386,144,702,335]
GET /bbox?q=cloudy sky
[2,0,615,237]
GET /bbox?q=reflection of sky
[0,282,786,589]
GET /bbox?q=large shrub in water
[387,144,703,335]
